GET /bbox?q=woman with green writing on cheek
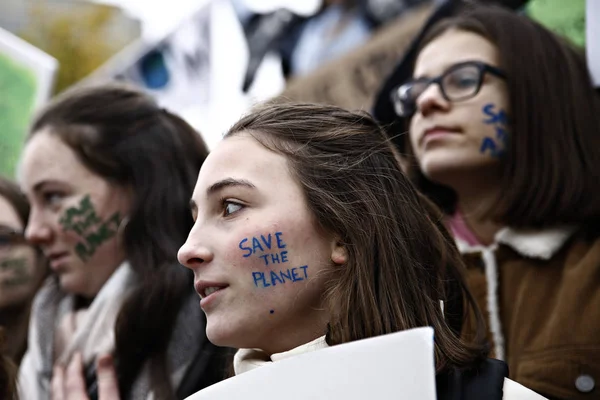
[17,84,230,399]
[0,177,47,366]
[175,102,542,399]
[375,4,600,399]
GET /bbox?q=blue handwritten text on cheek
[239,232,289,266]
[480,103,509,158]
[482,103,508,125]
[252,266,309,288]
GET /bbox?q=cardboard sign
[186,327,436,400]
[278,4,432,111]
[0,27,57,178]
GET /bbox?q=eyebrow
[206,178,256,196]
[32,179,63,193]
[188,178,256,213]
[0,224,21,232]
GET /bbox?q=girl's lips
[199,286,227,309]
[421,128,461,146]
[194,281,229,298]
[47,252,70,270]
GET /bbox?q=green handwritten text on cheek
[238,232,310,288]
[0,257,29,287]
[59,195,121,262]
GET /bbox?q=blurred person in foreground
[375,3,600,399]
[0,177,47,367]
[18,84,229,399]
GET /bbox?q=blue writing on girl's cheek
[240,232,289,266]
[252,237,264,253]
[260,234,272,249]
[480,137,497,155]
[270,271,284,285]
[259,250,289,266]
[239,238,252,258]
[482,103,508,125]
[253,272,271,288]
[481,103,509,158]
[275,232,286,249]
[495,126,507,141]
[300,265,308,278]
[253,266,309,288]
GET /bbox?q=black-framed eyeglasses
[0,227,27,247]
[390,61,507,117]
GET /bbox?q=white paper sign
[587,0,600,86]
[186,327,436,400]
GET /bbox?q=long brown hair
[400,4,600,228]
[226,102,487,371]
[29,83,209,398]
[0,177,29,228]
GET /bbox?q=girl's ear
[330,238,347,265]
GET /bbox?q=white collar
[234,335,328,375]
[456,226,577,260]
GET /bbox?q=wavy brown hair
[226,102,487,371]
[398,4,600,227]
[29,83,209,398]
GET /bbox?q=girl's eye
[43,191,64,206]
[223,201,243,216]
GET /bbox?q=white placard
[187,327,436,400]
[587,0,600,86]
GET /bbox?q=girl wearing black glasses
[375,4,600,400]
[0,177,47,366]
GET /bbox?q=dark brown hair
[29,83,209,398]
[0,328,18,400]
[400,4,600,228]
[226,102,487,371]
[0,177,29,228]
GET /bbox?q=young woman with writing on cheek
[374,4,600,399]
[17,84,230,400]
[174,102,543,400]
[0,177,47,367]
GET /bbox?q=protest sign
[587,0,600,86]
[187,327,436,400]
[0,27,57,178]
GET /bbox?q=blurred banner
[83,1,212,112]
[0,27,57,178]
[587,0,600,86]
[82,0,282,150]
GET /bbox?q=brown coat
[460,227,600,400]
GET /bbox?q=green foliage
[526,0,586,48]
[20,3,130,93]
